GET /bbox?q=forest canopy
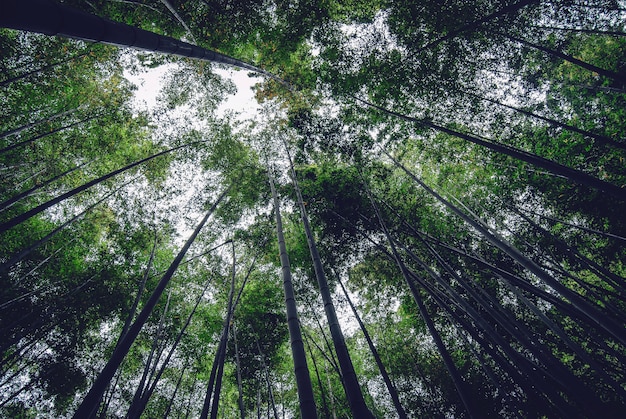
[1,0,626,417]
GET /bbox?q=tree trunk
[0,114,100,155]
[208,241,238,419]
[0,160,90,212]
[131,276,214,418]
[0,140,205,234]
[72,187,229,419]
[492,30,626,85]
[0,108,75,140]
[127,290,172,419]
[232,322,246,419]
[1,176,138,274]
[333,268,408,419]
[267,169,317,419]
[163,362,187,419]
[415,0,539,53]
[383,148,626,347]
[0,49,92,87]
[364,182,476,418]
[0,0,274,76]
[353,96,626,201]
[463,90,626,149]
[283,140,373,418]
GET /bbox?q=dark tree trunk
[415,0,539,53]
[72,187,229,419]
[0,141,204,234]
[131,276,214,418]
[0,49,92,87]
[208,241,238,419]
[0,108,75,140]
[232,322,246,419]
[333,268,408,419]
[267,170,317,419]
[493,30,626,85]
[1,176,138,274]
[0,114,100,155]
[354,96,626,201]
[364,182,476,418]
[284,141,373,418]
[0,160,90,212]
[463,90,626,149]
[0,0,272,75]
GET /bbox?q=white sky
[126,63,261,120]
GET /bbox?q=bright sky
[126,63,261,120]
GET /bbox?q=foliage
[2,1,626,417]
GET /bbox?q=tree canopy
[1,0,626,417]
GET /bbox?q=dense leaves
[1,0,626,417]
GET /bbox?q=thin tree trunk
[131,275,214,418]
[493,30,626,84]
[118,231,158,346]
[363,182,476,418]
[352,96,626,201]
[208,241,238,419]
[302,331,331,419]
[232,321,246,419]
[383,148,626,347]
[0,160,90,212]
[267,169,317,419]
[126,290,172,419]
[1,176,138,274]
[0,49,92,87]
[0,114,100,155]
[333,267,408,419]
[520,207,626,244]
[0,140,205,234]
[249,325,279,419]
[163,362,187,419]
[414,0,539,53]
[527,24,626,37]
[0,108,75,140]
[283,139,372,418]
[463,90,626,149]
[72,187,229,419]
[303,299,341,377]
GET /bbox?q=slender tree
[267,168,317,419]
[72,187,229,418]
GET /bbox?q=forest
[1,0,626,417]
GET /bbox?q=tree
[2,0,626,416]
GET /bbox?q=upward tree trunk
[131,275,215,419]
[267,169,317,419]
[333,268,408,419]
[0,140,204,234]
[72,187,229,419]
[463,90,626,149]
[0,108,75,140]
[415,0,539,53]
[352,96,626,201]
[0,160,90,212]
[283,140,373,419]
[0,0,275,76]
[0,48,92,88]
[0,114,100,155]
[363,181,476,418]
[383,149,626,347]
[127,290,172,419]
[492,30,626,85]
[209,241,238,419]
[232,322,246,419]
